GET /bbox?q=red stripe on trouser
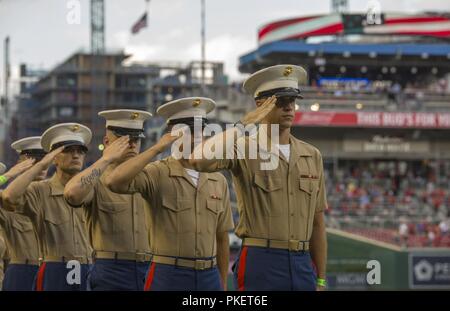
[237,246,248,291]
[143,262,156,291]
[36,262,47,291]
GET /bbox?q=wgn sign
[409,253,450,289]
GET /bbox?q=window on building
[59,107,75,117]
[57,75,77,88]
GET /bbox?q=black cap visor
[255,87,303,100]
[51,140,88,152]
[20,149,47,161]
[107,126,145,139]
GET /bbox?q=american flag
[131,12,148,35]
[258,13,450,45]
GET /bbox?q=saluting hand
[240,95,277,126]
[3,158,35,180]
[38,146,65,169]
[154,131,183,154]
[102,136,131,163]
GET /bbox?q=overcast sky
[1,0,450,95]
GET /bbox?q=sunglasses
[112,133,142,144]
[275,96,297,107]
[62,145,87,155]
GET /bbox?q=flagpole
[201,0,205,90]
[146,0,150,13]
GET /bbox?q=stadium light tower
[331,0,348,13]
[91,0,105,54]
[1,36,10,160]
[90,0,106,159]
[201,0,206,90]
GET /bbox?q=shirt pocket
[205,198,223,233]
[12,218,34,233]
[253,172,283,216]
[299,178,313,195]
[299,177,319,236]
[98,202,130,234]
[44,207,70,226]
[161,197,194,233]
[44,207,71,247]
[97,202,128,214]
[253,173,283,192]
[299,177,319,201]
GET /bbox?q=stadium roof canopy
[239,13,450,80]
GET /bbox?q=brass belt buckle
[288,239,301,251]
[195,260,207,270]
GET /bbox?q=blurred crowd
[325,160,450,247]
[305,78,450,112]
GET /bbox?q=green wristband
[317,278,327,287]
[0,175,8,186]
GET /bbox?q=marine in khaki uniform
[0,207,40,291]
[106,98,234,291]
[0,137,46,291]
[1,160,35,291]
[2,124,93,291]
[189,65,328,291]
[64,109,152,291]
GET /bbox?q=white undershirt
[185,168,200,187]
[277,144,291,162]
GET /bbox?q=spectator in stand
[439,220,449,236]
[427,229,436,247]
[398,221,409,247]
